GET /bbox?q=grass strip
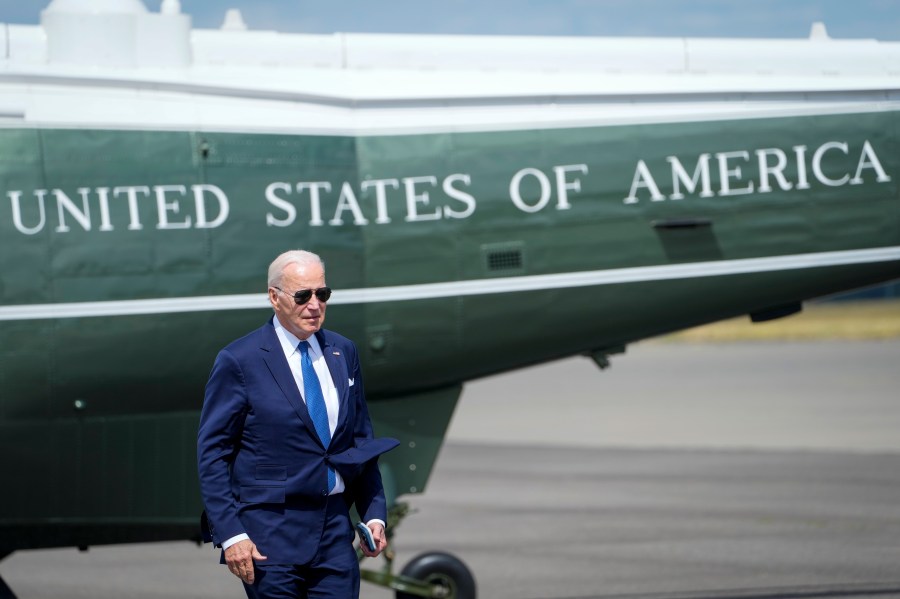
[663,300,900,342]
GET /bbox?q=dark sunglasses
[274,286,332,305]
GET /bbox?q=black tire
[396,551,476,599]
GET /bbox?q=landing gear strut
[358,503,477,599]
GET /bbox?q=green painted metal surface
[0,110,898,550]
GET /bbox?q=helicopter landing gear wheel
[395,551,476,599]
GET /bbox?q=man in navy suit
[198,249,396,598]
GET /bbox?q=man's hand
[361,522,388,558]
[224,539,267,584]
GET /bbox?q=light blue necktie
[298,340,336,492]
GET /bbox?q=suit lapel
[316,331,350,435]
[259,321,322,446]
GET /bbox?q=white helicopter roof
[1,0,898,134]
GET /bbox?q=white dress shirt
[272,318,346,493]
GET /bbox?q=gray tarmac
[3,340,900,599]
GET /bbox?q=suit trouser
[242,495,360,599]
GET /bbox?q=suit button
[321,490,328,496]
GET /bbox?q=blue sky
[2,0,899,40]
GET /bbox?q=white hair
[267,250,325,288]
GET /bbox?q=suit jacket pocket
[239,485,286,504]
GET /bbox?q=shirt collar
[272,316,322,359]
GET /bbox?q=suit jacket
[197,319,398,565]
